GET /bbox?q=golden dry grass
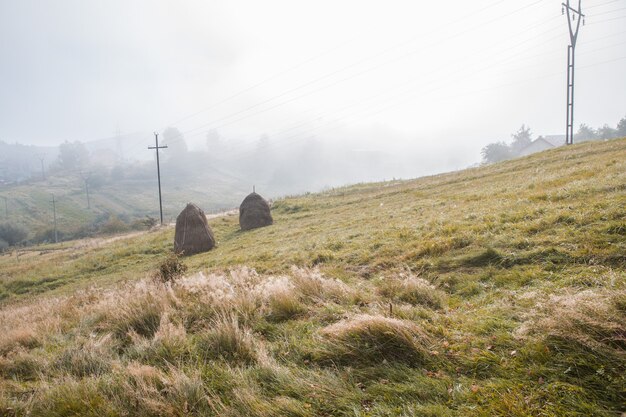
[0,138,625,416]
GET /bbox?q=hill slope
[0,169,249,240]
[0,138,624,416]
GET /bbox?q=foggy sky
[1,0,625,168]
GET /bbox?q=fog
[1,0,625,196]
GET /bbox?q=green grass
[0,138,624,416]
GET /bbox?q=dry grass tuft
[516,289,626,359]
[266,283,305,322]
[53,338,113,378]
[316,314,432,366]
[378,274,446,309]
[195,313,259,364]
[0,329,40,356]
[290,267,352,303]
[104,293,166,342]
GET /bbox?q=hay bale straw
[174,203,216,255]
[239,192,273,231]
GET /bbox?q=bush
[33,228,66,244]
[153,252,188,284]
[130,216,157,231]
[0,223,28,246]
[99,215,129,235]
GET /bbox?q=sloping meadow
[1,138,625,416]
[1,265,624,416]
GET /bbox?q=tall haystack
[239,192,273,231]
[174,203,215,255]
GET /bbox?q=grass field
[0,171,248,239]
[0,138,624,416]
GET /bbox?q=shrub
[130,216,158,230]
[99,215,129,235]
[316,314,432,366]
[33,228,66,244]
[153,252,187,284]
[0,223,28,246]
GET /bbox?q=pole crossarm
[148,133,168,225]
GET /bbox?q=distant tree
[575,124,597,142]
[86,169,107,190]
[481,141,512,164]
[58,141,89,171]
[597,124,617,140]
[206,129,225,162]
[510,125,533,154]
[162,127,188,160]
[256,134,270,153]
[616,116,626,138]
[206,129,221,150]
[110,164,125,181]
[0,223,28,246]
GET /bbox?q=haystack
[239,192,273,231]
[174,203,215,255]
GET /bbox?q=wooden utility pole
[38,155,46,180]
[148,133,168,225]
[2,196,7,219]
[51,194,58,243]
[80,172,91,209]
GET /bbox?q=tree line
[481,115,626,164]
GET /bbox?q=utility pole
[51,194,58,243]
[80,172,91,209]
[38,155,46,180]
[2,196,7,219]
[148,132,168,225]
[563,0,585,145]
[115,125,123,161]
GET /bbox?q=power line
[119,1,556,160]
[157,0,516,134]
[190,16,569,159]
[585,0,622,9]
[153,0,552,146]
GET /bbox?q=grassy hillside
[0,171,248,240]
[0,138,624,416]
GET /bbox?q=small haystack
[239,192,273,231]
[174,203,215,255]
